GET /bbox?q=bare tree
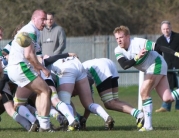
[0,0,179,38]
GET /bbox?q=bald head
[31,9,47,30]
[31,9,46,19]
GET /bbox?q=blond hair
[113,25,130,35]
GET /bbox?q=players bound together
[0,9,179,132]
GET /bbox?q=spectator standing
[39,12,66,56]
[155,21,179,112]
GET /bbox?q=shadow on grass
[154,126,179,131]
[81,125,179,131]
[0,126,177,132]
[81,125,137,131]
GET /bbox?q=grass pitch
[0,85,179,138]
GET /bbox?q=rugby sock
[76,112,82,121]
[67,104,74,115]
[88,103,109,121]
[131,109,143,119]
[35,111,41,122]
[56,101,75,125]
[12,111,31,131]
[171,89,179,100]
[26,104,37,115]
[38,116,50,129]
[49,107,67,125]
[142,97,153,129]
[17,105,37,124]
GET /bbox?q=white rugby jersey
[3,41,12,54]
[8,21,42,65]
[82,58,119,85]
[114,37,163,72]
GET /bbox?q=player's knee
[41,86,52,98]
[47,87,52,97]
[104,100,116,110]
[13,96,27,110]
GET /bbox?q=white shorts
[135,51,167,75]
[146,55,167,75]
[48,57,87,86]
[83,58,119,86]
[40,70,54,82]
[7,62,37,87]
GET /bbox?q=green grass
[1,85,179,138]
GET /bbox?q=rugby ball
[16,32,32,47]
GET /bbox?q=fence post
[92,36,95,59]
[138,71,144,110]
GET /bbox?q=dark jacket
[156,31,179,89]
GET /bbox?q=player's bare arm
[24,43,50,77]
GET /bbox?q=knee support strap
[51,91,58,100]
[113,92,119,99]
[13,96,28,105]
[101,92,114,103]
